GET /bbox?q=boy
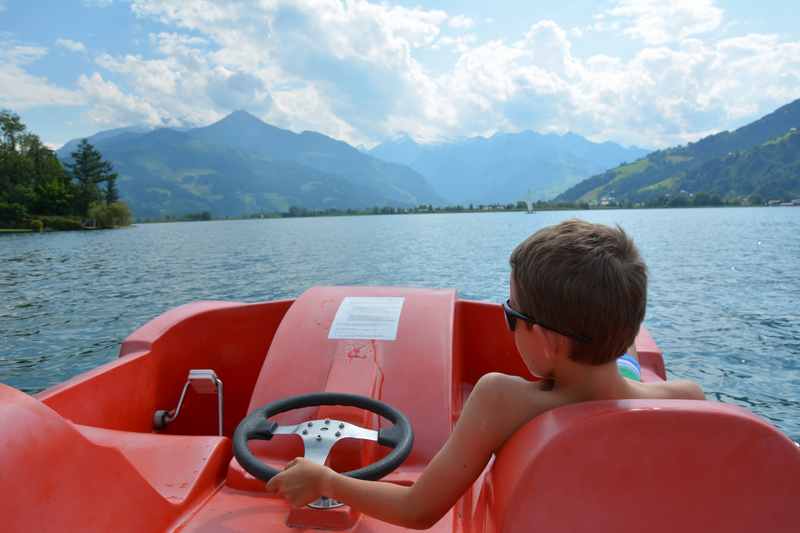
[266,219,705,529]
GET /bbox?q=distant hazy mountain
[59,125,151,158]
[369,132,648,204]
[58,111,441,218]
[557,98,800,203]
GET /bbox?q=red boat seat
[0,384,230,532]
[483,400,800,533]
[74,425,231,503]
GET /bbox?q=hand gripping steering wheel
[233,392,414,508]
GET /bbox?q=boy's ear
[533,325,557,359]
[537,326,571,360]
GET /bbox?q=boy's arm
[267,373,534,529]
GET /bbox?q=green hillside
[557,99,800,203]
[58,112,442,219]
[97,129,404,219]
[683,128,800,200]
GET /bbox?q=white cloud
[96,53,180,95]
[433,34,477,53]
[448,15,474,30]
[605,0,723,45]
[83,0,114,7]
[3,44,48,64]
[56,0,799,150]
[117,0,453,144]
[0,43,84,110]
[77,72,164,125]
[151,32,207,56]
[436,17,800,147]
[56,38,87,53]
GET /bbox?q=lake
[1,207,798,441]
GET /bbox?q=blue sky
[1,0,798,150]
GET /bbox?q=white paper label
[328,297,405,341]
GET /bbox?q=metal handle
[153,369,224,436]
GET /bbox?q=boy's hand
[265,458,334,507]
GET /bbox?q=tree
[2,110,76,225]
[0,110,25,152]
[104,173,119,204]
[0,111,131,229]
[692,192,710,206]
[67,139,116,215]
[0,201,28,226]
[87,201,132,228]
[0,110,26,202]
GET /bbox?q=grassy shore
[0,228,33,233]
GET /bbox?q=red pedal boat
[1,286,798,532]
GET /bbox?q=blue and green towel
[617,353,642,381]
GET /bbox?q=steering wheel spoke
[271,424,301,436]
[270,419,379,465]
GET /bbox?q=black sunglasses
[502,299,592,343]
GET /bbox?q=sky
[1,0,799,150]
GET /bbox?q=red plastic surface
[243,286,456,469]
[1,287,797,532]
[38,300,291,435]
[479,400,800,533]
[0,384,228,532]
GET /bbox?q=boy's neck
[550,357,629,400]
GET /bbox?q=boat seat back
[485,400,800,533]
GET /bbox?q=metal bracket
[153,369,224,436]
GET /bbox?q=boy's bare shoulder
[473,372,550,399]
[473,371,529,390]
[635,378,705,400]
[471,373,571,424]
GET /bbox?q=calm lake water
[1,208,798,441]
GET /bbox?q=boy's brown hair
[509,219,647,365]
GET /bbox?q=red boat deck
[1,286,797,532]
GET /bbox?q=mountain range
[60,99,799,219]
[369,133,648,204]
[58,111,442,218]
[557,98,800,204]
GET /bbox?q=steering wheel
[233,392,414,507]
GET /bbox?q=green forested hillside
[59,111,442,219]
[98,129,381,218]
[682,129,800,200]
[557,99,800,203]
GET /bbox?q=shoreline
[4,204,791,231]
[136,203,777,224]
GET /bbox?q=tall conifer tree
[67,139,116,215]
